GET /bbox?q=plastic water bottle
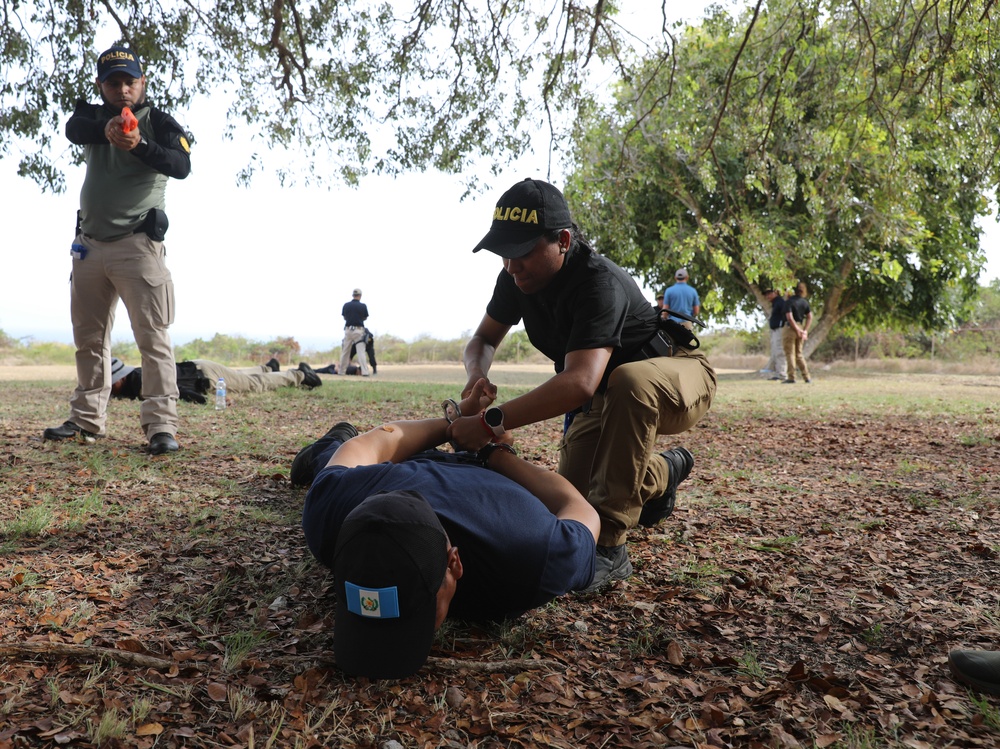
[215,378,227,410]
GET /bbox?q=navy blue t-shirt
[769,297,786,330]
[302,458,596,622]
[342,299,369,327]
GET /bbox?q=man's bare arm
[462,313,509,398]
[328,380,492,469]
[448,346,611,452]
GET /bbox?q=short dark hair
[542,223,584,254]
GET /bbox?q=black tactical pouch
[660,318,700,350]
[138,208,169,241]
[641,329,675,359]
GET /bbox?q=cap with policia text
[472,179,573,259]
[333,490,448,679]
[97,46,144,81]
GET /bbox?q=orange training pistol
[121,106,138,133]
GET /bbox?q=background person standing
[783,282,813,383]
[43,45,192,455]
[662,268,701,329]
[761,289,787,380]
[339,288,371,377]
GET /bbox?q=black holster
[640,319,701,360]
[137,208,169,241]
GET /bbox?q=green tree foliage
[1,0,647,191]
[566,0,1000,355]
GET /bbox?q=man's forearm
[498,370,595,431]
[371,418,450,463]
[463,335,496,382]
[330,418,450,469]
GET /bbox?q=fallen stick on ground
[0,642,193,671]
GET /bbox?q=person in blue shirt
[293,379,600,679]
[662,268,701,328]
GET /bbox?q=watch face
[484,407,503,428]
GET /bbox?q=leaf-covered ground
[1,368,999,748]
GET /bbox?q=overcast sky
[3,2,998,352]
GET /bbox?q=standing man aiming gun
[43,45,192,455]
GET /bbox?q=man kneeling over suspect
[293,380,599,679]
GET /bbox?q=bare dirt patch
[0,364,77,381]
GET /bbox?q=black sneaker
[43,420,101,444]
[266,357,280,372]
[290,422,359,487]
[297,362,323,389]
[579,544,633,593]
[638,447,694,527]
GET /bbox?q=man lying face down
[110,357,322,403]
[293,380,600,679]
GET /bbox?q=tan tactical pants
[339,326,370,376]
[782,326,810,382]
[558,349,717,547]
[193,361,304,393]
[69,232,178,439]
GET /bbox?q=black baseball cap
[472,179,573,259]
[97,46,143,81]
[333,490,448,679]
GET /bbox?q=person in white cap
[662,268,701,330]
[339,288,371,377]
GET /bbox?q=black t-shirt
[786,295,810,324]
[486,244,659,389]
[769,296,786,330]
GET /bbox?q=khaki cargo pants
[559,348,717,547]
[69,232,178,439]
[194,360,304,393]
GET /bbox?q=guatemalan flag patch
[344,581,401,619]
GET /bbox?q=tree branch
[0,642,200,672]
